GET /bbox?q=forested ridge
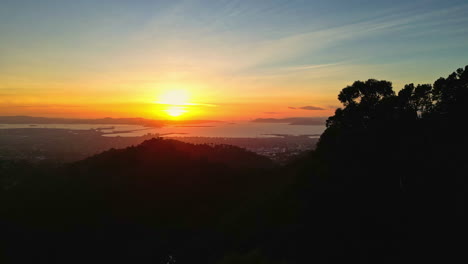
[1,66,466,264]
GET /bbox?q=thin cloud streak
[298,106,325,110]
[288,106,325,111]
[119,4,468,78]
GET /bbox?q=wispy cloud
[299,106,325,110]
[289,106,325,110]
[49,2,468,87]
[327,105,341,109]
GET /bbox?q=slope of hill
[0,138,282,263]
[73,137,276,170]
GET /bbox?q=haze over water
[0,122,326,138]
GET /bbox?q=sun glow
[165,106,187,117]
[157,90,190,106]
[156,89,191,118]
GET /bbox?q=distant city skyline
[1,0,467,120]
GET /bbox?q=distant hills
[74,138,276,170]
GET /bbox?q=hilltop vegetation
[1,66,466,264]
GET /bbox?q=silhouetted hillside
[74,138,275,170]
[0,138,280,263]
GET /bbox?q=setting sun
[156,90,191,118]
[165,106,187,117]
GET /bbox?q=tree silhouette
[313,65,468,263]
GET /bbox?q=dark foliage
[310,65,467,263]
[1,139,281,263]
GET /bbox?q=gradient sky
[1,0,467,120]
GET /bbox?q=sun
[165,106,187,117]
[156,89,191,118]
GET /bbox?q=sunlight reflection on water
[0,122,326,138]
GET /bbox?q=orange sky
[0,68,341,120]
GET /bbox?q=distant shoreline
[0,127,322,139]
[0,116,220,128]
[0,117,326,138]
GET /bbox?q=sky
[1,0,468,120]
